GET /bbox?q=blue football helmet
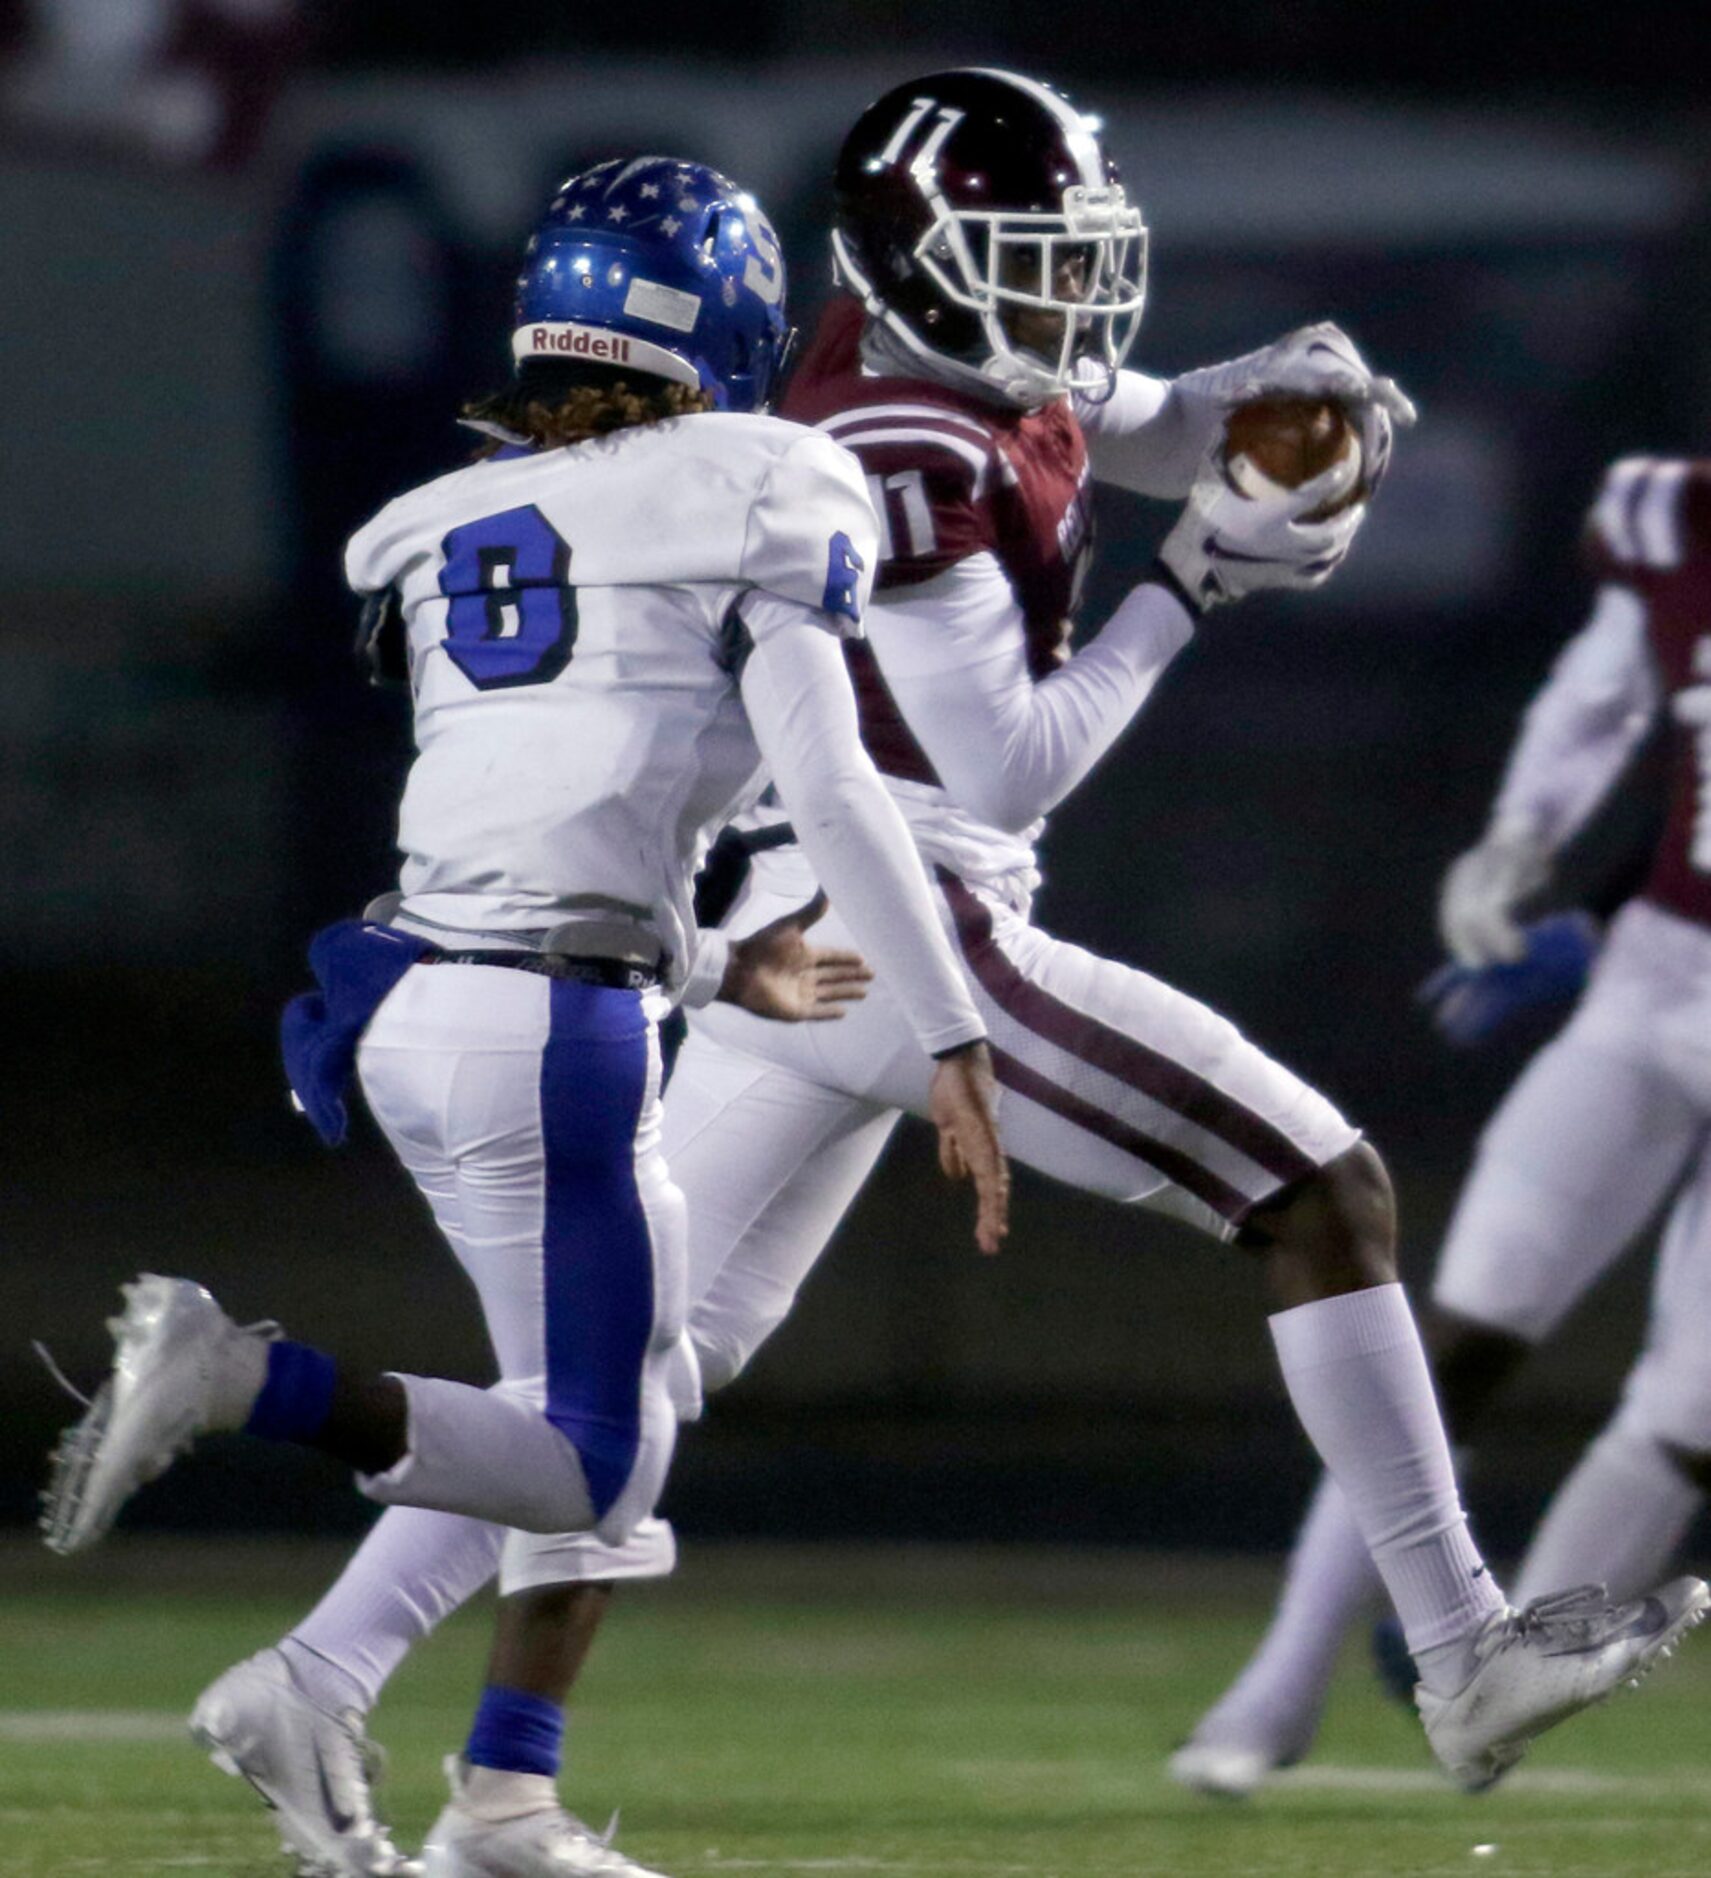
[512,156,791,413]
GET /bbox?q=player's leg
[185,1019,519,1878]
[356,971,688,1541]
[44,966,687,1553]
[921,876,1705,1789]
[280,1510,508,1721]
[1513,1141,1711,1605]
[150,967,689,1875]
[200,1001,752,1756]
[1174,1299,1535,1787]
[188,1509,505,1878]
[660,1011,905,1391]
[180,965,901,1877]
[439,1034,900,1741]
[923,883,1503,1678]
[1184,1012,1703,1785]
[419,1023,900,1877]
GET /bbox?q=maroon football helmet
[832,68,1147,405]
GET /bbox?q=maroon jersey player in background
[1177,455,1711,1795]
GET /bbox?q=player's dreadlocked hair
[463,359,714,456]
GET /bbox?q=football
[1224,395,1362,518]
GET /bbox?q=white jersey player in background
[1174,453,1711,1796]
[38,155,1010,1874]
[117,81,1706,1878]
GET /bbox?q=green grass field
[2,1540,1706,1877]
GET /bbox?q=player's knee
[1243,1140,1397,1305]
[1661,1441,1711,1495]
[689,1327,741,1397]
[689,1310,778,1397]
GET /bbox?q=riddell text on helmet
[529,326,633,361]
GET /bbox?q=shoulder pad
[817,403,1000,500]
[1585,456,1711,575]
[739,428,880,629]
[816,403,1003,583]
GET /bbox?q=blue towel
[280,919,433,1146]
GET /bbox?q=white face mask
[835,183,1147,410]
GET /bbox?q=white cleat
[1417,1576,1711,1792]
[422,1758,670,1878]
[190,1649,420,1878]
[40,1274,276,1555]
[1166,1739,1284,1799]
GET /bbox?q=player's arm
[867,554,1196,832]
[1440,585,1660,965]
[869,432,1374,832]
[739,598,1008,1251]
[736,428,1008,1249]
[1075,367,1201,497]
[739,596,982,1055]
[1079,324,1414,501]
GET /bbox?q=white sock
[1269,1284,1505,1686]
[1193,1470,1382,1751]
[1514,1420,1704,1607]
[460,1762,559,1820]
[287,1506,506,1709]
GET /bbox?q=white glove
[1438,823,1555,966]
[1157,455,1366,610]
[1170,322,1417,496]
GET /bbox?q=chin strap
[860,297,1116,410]
[857,310,1043,411]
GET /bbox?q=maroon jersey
[1585,457,1711,929]
[781,297,1094,786]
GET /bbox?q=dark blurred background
[5,0,1710,1564]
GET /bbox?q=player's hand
[1042,617,1075,670]
[1174,322,1416,422]
[1172,323,1416,496]
[1438,824,1555,965]
[1156,455,1366,609]
[719,891,874,1021]
[1418,910,1600,1046]
[928,1041,1010,1255]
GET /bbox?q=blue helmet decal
[512,156,791,413]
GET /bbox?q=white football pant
[1433,899,1711,1417]
[350,961,687,1549]
[467,855,1357,1592]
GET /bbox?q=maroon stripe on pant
[939,870,1317,1186]
[991,1047,1254,1222]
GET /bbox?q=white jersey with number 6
[344,413,876,987]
